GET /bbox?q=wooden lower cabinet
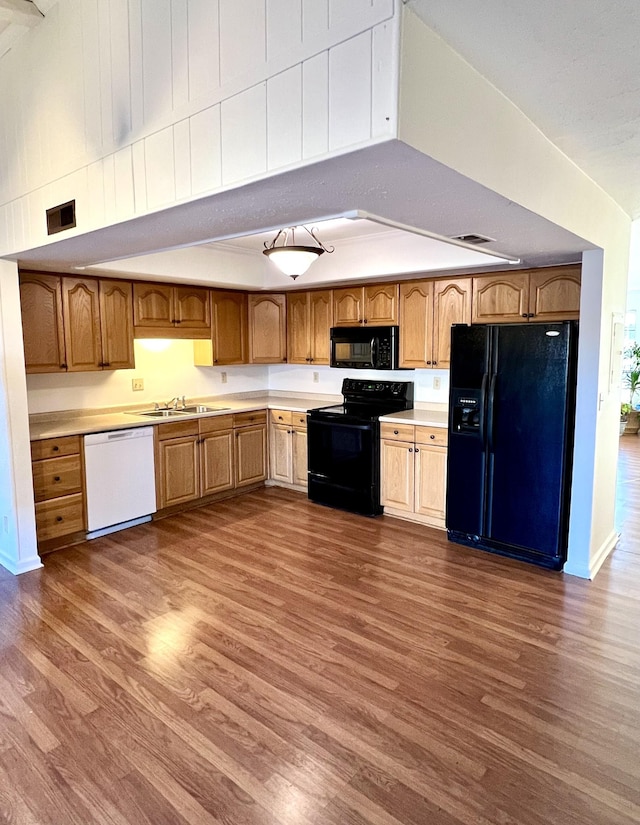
[380,423,448,529]
[268,409,308,489]
[156,413,266,510]
[31,435,86,552]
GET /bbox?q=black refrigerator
[446,322,578,570]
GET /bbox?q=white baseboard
[563,530,619,579]
[0,549,44,575]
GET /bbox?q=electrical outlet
[221,371,228,384]
[132,378,144,391]
[313,372,319,383]
[433,377,441,391]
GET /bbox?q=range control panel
[451,390,483,434]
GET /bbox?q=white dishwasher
[84,427,157,538]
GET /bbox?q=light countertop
[29,392,342,441]
[380,408,449,428]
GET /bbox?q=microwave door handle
[370,336,377,368]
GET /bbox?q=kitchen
[22,253,581,568]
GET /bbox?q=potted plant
[622,343,640,434]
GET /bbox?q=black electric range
[307,378,414,516]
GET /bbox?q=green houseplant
[622,343,640,434]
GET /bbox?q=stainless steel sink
[132,405,230,418]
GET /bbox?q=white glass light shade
[264,246,323,278]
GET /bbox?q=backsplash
[26,340,450,414]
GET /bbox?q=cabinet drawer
[32,455,82,502]
[234,410,267,428]
[415,426,448,447]
[199,414,234,434]
[156,420,199,441]
[292,413,308,429]
[380,423,415,442]
[31,436,80,461]
[270,409,293,425]
[35,494,84,541]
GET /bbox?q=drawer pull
[56,516,63,523]
[430,434,435,440]
[53,476,61,482]
[393,430,399,435]
[52,446,59,452]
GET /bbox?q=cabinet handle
[278,416,283,420]
[53,476,61,482]
[432,361,437,366]
[56,516,63,523]
[61,363,68,370]
[528,313,535,318]
[309,357,314,363]
[521,313,528,318]
[52,446,59,453]
[104,361,110,367]
[409,447,413,453]
[363,318,368,324]
[426,360,432,365]
[415,448,420,453]
[430,434,435,440]
[282,357,286,362]
[393,430,399,435]
[174,319,181,324]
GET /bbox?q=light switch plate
[132,378,144,391]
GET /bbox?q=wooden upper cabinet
[528,265,581,321]
[287,291,310,364]
[62,277,102,372]
[399,277,471,369]
[173,286,210,331]
[472,266,581,324]
[309,290,332,364]
[19,272,66,373]
[432,278,472,368]
[193,290,248,366]
[248,294,287,363]
[333,284,398,326]
[99,280,134,370]
[333,287,363,326]
[364,284,398,325]
[287,290,333,365]
[399,281,433,368]
[133,283,210,338]
[472,273,529,323]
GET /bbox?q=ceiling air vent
[450,233,495,245]
[46,199,76,235]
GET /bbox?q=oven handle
[309,417,373,431]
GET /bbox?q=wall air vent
[450,233,495,245]
[46,200,76,235]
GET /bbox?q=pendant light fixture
[263,225,334,280]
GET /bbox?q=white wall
[0,0,398,258]
[0,261,41,574]
[26,340,269,414]
[398,7,631,577]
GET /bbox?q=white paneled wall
[0,0,397,257]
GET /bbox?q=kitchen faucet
[154,396,187,410]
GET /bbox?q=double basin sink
[134,404,230,419]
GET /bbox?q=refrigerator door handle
[487,374,497,452]
[479,373,488,443]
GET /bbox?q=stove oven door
[307,415,381,516]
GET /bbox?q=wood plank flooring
[1,440,640,824]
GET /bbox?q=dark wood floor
[1,440,640,824]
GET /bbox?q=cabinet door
[309,290,333,364]
[133,283,173,329]
[415,445,447,522]
[212,291,247,364]
[432,278,472,369]
[248,294,287,363]
[287,292,310,364]
[333,287,363,326]
[269,423,293,483]
[19,273,66,373]
[528,266,581,321]
[157,436,200,508]
[472,273,528,323]
[380,439,414,512]
[201,430,234,495]
[399,280,432,368]
[62,277,102,371]
[99,280,134,370]
[174,286,211,334]
[235,425,267,487]
[292,426,308,488]
[364,284,399,325]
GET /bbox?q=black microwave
[330,326,400,370]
